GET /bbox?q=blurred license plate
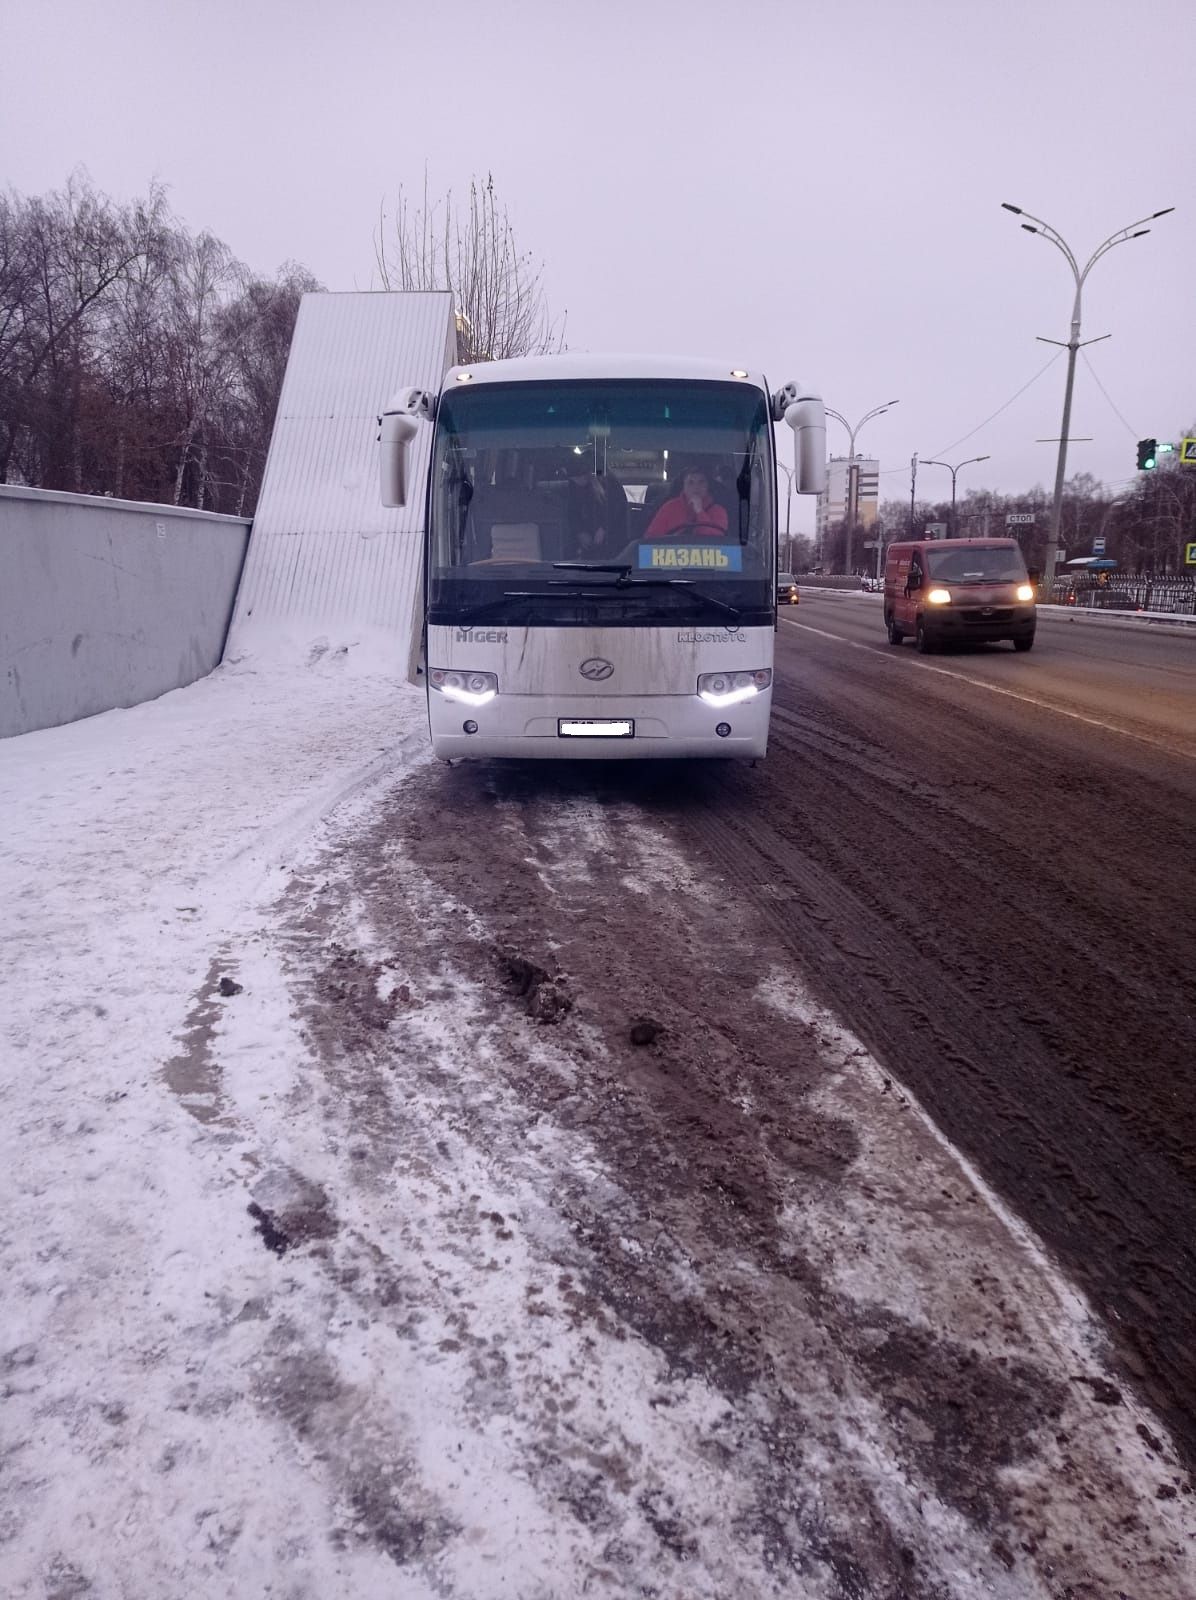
[558,719,634,738]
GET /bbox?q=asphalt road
[688,589,1196,1461]
[787,590,1196,759]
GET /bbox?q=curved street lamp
[825,400,899,572]
[1001,202,1173,587]
[776,458,795,535]
[920,454,991,538]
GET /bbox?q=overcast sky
[4,0,1190,531]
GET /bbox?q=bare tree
[92,196,179,500]
[375,172,563,362]
[215,261,321,513]
[0,190,39,478]
[161,229,241,506]
[0,174,318,514]
[0,173,163,485]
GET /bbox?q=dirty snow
[2,649,1195,1598]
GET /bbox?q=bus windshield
[428,379,775,627]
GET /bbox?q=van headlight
[697,669,772,707]
[926,588,952,605]
[1016,583,1036,603]
[430,668,498,706]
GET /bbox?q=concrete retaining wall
[1,485,250,737]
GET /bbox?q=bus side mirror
[379,408,420,507]
[783,394,827,495]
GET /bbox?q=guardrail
[1048,575,1196,616]
[1039,603,1196,630]
[795,584,1196,633]
[786,575,865,592]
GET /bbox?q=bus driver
[644,465,729,539]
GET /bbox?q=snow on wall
[224,292,456,668]
[0,485,250,738]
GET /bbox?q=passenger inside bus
[643,465,730,539]
[564,457,628,556]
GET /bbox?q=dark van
[883,538,1037,653]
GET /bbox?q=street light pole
[825,400,899,574]
[776,459,795,569]
[776,460,794,537]
[1001,202,1173,589]
[920,454,991,537]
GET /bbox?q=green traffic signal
[1137,438,1157,470]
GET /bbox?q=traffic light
[1137,438,1157,471]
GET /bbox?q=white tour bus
[380,355,825,760]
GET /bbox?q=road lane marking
[779,616,1193,759]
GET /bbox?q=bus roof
[444,353,769,391]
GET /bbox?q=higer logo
[578,657,615,681]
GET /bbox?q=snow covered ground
[3,648,1195,1599]
[1,645,428,1597]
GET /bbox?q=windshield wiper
[553,562,634,581]
[555,572,741,621]
[629,579,741,622]
[453,580,740,626]
[454,591,561,625]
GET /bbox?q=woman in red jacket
[644,466,729,538]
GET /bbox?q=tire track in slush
[765,701,1195,1086]
[363,758,1196,1594]
[653,680,1196,1468]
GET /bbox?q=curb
[1037,604,1196,634]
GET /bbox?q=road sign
[1185,541,1196,566]
[926,522,947,539]
[862,540,880,549]
[1006,512,1035,525]
[1181,438,1196,465]
[1092,536,1106,557]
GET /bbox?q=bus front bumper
[428,690,771,760]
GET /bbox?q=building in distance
[816,455,880,544]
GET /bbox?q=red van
[883,538,1037,652]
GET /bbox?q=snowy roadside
[3,655,1196,1599]
[1,648,429,1598]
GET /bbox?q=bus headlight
[430,668,498,706]
[1016,583,1036,603]
[697,669,772,707]
[926,588,952,605]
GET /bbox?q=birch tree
[375,172,563,362]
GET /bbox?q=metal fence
[1048,573,1196,615]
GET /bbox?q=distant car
[777,574,800,605]
[860,576,883,593]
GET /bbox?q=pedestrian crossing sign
[1181,437,1196,464]
[1185,541,1196,566]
